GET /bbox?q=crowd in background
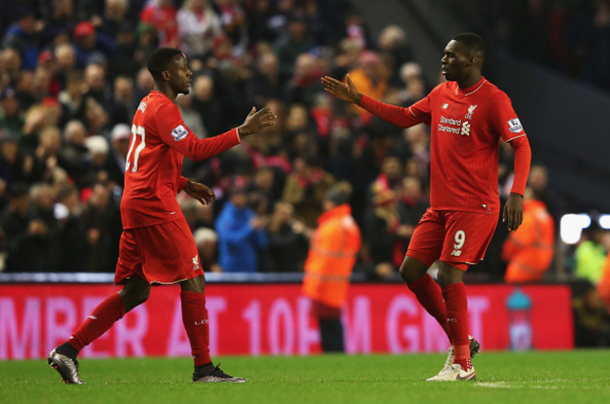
[0,0,609,346]
[0,0,602,283]
[442,0,610,93]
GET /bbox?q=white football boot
[428,336,480,380]
[426,363,476,381]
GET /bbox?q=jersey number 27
[125,125,146,173]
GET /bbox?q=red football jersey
[121,91,240,229]
[360,77,526,214]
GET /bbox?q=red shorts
[406,208,499,271]
[114,219,204,285]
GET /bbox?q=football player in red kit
[48,48,276,384]
[322,33,531,381]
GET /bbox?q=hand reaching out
[321,74,363,104]
[237,107,277,137]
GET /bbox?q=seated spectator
[216,187,267,273]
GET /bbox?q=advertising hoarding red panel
[0,284,573,359]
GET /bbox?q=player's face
[440,40,469,81]
[169,55,193,95]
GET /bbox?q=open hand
[321,74,363,104]
[184,181,216,205]
[503,193,523,232]
[237,107,277,137]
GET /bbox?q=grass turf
[1,351,609,404]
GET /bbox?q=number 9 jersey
[121,90,241,229]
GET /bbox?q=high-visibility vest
[303,204,361,308]
[503,200,555,283]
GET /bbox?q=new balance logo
[442,103,449,109]
[450,250,462,257]
[193,255,201,271]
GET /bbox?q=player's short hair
[452,33,486,58]
[147,47,183,82]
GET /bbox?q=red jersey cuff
[178,176,189,193]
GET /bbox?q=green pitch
[1,351,609,404]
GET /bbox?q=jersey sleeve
[155,102,241,161]
[490,92,526,142]
[178,176,189,193]
[358,94,432,128]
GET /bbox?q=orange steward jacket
[303,204,361,308]
[502,200,555,283]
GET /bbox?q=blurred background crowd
[442,0,610,93]
[1,1,610,343]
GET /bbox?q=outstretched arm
[157,105,276,162]
[321,74,428,128]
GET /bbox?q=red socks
[180,291,211,366]
[67,293,125,351]
[407,274,450,339]
[442,282,471,370]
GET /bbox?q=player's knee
[437,263,464,287]
[399,257,428,283]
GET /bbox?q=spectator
[274,18,314,86]
[56,185,90,272]
[363,189,411,277]
[72,21,118,68]
[108,75,134,126]
[30,183,61,271]
[193,227,221,272]
[0,183,48,272]
[81,182,121,272]
[0,86,24,139]
[347,51,388,124]
[1,7,41,71]
[140,0,179,48]
[216,187,267,272]
[572,281,610,347]
[264,201,309,272]
[177,0,222,58]
[282,155,335,228]
[59,120,90,189]
[377,25,413,86]
[84,135,123,187]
